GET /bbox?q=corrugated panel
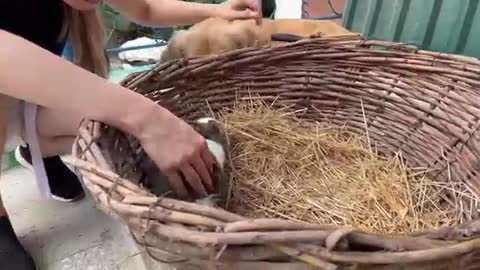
[342,0,480,57]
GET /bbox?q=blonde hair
[61,4,110,78]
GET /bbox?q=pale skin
[0,0,261,215]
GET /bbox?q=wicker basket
[73,34,480,270]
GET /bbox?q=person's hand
[135,104,217,199]
[217,0,262,21]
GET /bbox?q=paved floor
[0,164,156,270]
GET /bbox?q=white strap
[24,103,52,199]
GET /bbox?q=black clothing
[0,0,66,55]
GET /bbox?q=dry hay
[212,99,479,235]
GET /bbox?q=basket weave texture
[73,34,480,270]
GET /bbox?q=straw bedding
[209,98,478,235]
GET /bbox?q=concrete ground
[0,163,159,270]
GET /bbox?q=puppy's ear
[186,30,214,58]
[231,19,272,48]
[161,30,188,62]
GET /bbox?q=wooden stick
[80,171,137,196]
[109,198,225,228]
[129,226,288,261]
[224,219,338,232]
[298,239,480,264]
[269,245,337,270]
[67,158,150,195]
[122,194,244,222]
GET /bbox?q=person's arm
[0,30,151,136]
[105,0,259,27]
[0,30,214,197]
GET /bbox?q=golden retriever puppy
[160,18,351,62]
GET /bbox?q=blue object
[106,26,171,56]
[62,41,74,62]
[106,41,167,55]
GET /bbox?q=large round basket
[73,34,480,270]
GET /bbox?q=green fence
[342,0,480,58]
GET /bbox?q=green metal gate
[342,0,480,58]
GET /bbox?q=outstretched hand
[136,105,217,199]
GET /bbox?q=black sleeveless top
[0,0,66,55]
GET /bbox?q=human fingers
[190,150,214,193]
[202,145,217,172]
[226,0,261,20]
[231,0,260,13]
[180,163,208,197]
[165,171,189,198]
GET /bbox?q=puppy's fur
[161,18,352,62]
[268,19,351,37]
[161,18,273,61]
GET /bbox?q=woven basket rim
[72,34,480,269]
